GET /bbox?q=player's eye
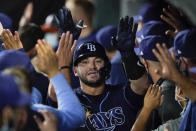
[95,58,104,65]
[80,60,88,64]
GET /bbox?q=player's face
[75,57,105,85]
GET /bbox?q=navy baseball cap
[134,3,162,23]
[96,25,117,48]
[0,73,31,109]
[0,50,34,72]
[0,13,12,30]
[136,20,169,43]
[135,35,169,61]
[73,41,110,66]
[174,29,196,58]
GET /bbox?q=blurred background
[0,0,195,31]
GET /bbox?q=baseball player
[69,39,148,130]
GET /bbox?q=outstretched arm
[33,39,85,130]
[153,43,196,102]
[131,84,163,131]
[112,16,149,95]
[48,31,77,102]
[160,6,190,38]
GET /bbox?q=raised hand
[1,29,23,50]
[34,110,58,131]
[144,84,163,111]
[152,43,179,81]
[34,39,59,78]
[111,16,138,57]
[56,31,77,68]
[161,6,190,38]
[19,2,33,27]
[131,84,163,131]
[53,7,85,40]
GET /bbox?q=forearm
[131,107,152,131]
[60,69,71,86]
[173,72,196,102]
[47,69,72,102]
[130,72,149,95]
[50,73,84,113]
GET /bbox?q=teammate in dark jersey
[71,40,148,131]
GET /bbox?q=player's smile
[87,70,98,76]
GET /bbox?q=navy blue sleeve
[124,83,144,110]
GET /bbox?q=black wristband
[59,66,72,70]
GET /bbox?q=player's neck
[80,82,105,96]
[79,26,93,39]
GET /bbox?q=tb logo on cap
[87,43,96,51]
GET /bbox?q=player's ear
[73,66,78,77]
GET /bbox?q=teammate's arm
[112,16,149,95]
[48,32,77,102]
[153,43,196,102]
[131,85,163,131]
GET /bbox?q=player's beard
[78,70,105,88]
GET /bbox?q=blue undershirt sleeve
[50,73,85,129]
[32,73,85,131]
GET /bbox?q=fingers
[152,43,170,64]
[150,84,159,96]
[167,6,180,19]
[37,40,46,56]
[124,16,129,32]
[67,32,73,50]
[14,31,20,42]
[1,29,23,50]
[14,31,23,48]
[162,43,172,60]
[1,30,14,45]
[119,17,124,33]
[146,84,153,95]
[34,115,43,128]
[2,43,10,50]
[58,33,66,50]
[71,40,77,54]
[157,86,162,97]
[170,47,176,61]
[165,30,175,37]
[152,44,164,64]
[162,8,177,26]
[128,17,133,32]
